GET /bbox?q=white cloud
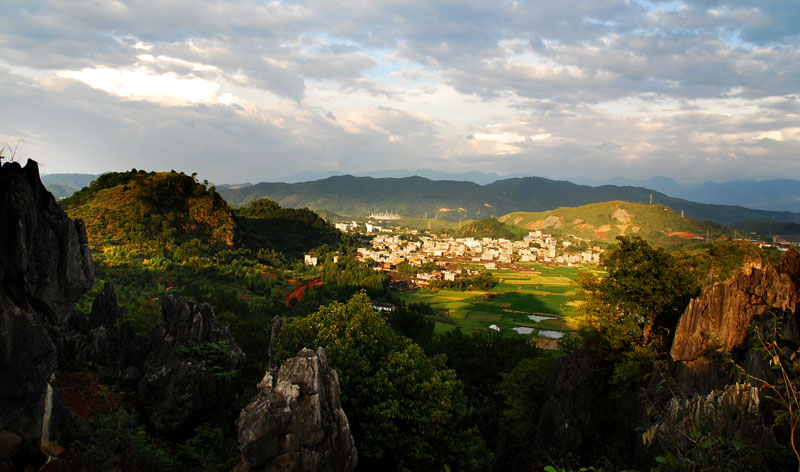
[0,0,798,183]
[58,66,231,105]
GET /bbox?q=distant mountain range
[571,176,800,213]
[41,173,99,199]
[237,170,800,213]
[44,171,800,231]
[216,174,800,228]
[268,168,523,185]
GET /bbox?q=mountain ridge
[217,174,800,227]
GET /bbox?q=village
[325,219,605,288]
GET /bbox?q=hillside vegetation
[455,217,527,240]
[62,170,236,255]
[61,170,344,260]
[235,198,342,259]
[500,201,732,248]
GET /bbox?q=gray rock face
[236,348,357,472]
[0,160,94,324]
[668,249,800,396]
[0,160,94,453]
[137,296,245,432]
[68,282,152,388]
[649,383,774,454]
[671,250,799,364]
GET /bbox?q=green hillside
[61,170,342,260]
[235,198,342,259]
[499,201,732,248]
[732,220,800,240]
[62,170,236,255]
[217,174,800,226]
[455,217,527,240]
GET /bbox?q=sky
[1,0,799,184]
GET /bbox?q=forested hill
[62,170,237,254]
[217,175,800,226]
[60,170,341,259]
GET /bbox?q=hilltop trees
[235,197,342,260]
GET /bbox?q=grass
[498,201,734,249]
[398,264,597,339]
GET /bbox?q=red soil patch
[595,231,607,240]
[51,371,126,420]
[284,279,323,306]
[669,231,702,239]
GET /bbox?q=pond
[489,324,501,331]
[512,327,565,338]
[528,314,556,322]
[538,330,564,339]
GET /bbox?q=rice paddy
[397,264,602,340]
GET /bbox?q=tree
[578,235,698,386]
[275,292,491,471]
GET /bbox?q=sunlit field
[398,264,604,339]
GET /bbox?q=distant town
[308,217,605,289]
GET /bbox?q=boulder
[236,348,357,472]
[137,296,245,432]
[0,160,94,456]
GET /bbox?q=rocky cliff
[530,250,800,470]
[138,296,246,433]
[671,251,799,372]
[236,348,357,472]
[0,160,94,456]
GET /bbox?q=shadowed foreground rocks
[528,250,800,470]
[0,160,94,458]
[138,296,246,433]
[1,160,359,471]
[236,348,357,472]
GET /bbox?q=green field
[398,264,602,339]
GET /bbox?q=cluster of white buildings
[356,230,602,269]
[335,221,384,233]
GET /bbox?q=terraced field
[398,264,602,340]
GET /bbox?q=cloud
[0,0,798,184]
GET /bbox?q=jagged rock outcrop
[0,160,94,456]
[671,251,799,363]
[137,296,245,432]
[639,250,800,465]
[669,250,800,396]
[67,282,153,388]
[236,348,357,472]
[530,251,800,470]
[649,382,774,455]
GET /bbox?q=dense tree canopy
[578,235,699,386]
[275,292,491,472]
